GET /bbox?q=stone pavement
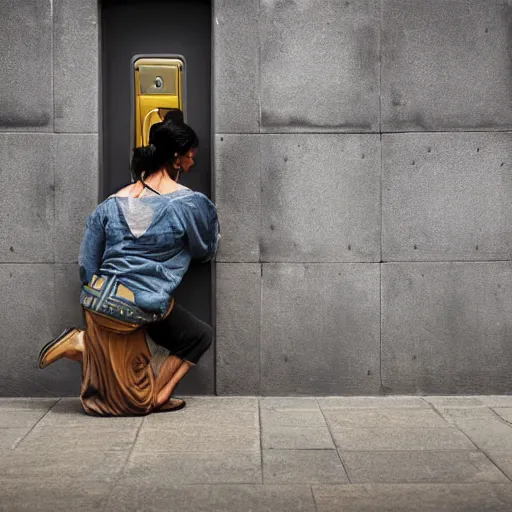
[3,397,512,511]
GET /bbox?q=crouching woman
[38,110,219,415]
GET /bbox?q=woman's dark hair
[130,108,199,181]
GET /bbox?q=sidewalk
[2,396,512,511]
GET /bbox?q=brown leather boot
[38,328,84,369]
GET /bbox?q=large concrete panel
[213,0,260,133]
[382,262,512,394]
[215,135,260,262]
[382,0,512,131]
[54,134,99,262]
[0,266,50,396]
[216,263,261,394]
[261,263,380,395]
[259,0,380,132]
[0,0,52,130]
[261,135,381,262]
[0,134,54,263]
[53,0,98,133]
[0,265,81,397]
[382,133,512,261]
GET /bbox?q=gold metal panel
[133,57,183,147]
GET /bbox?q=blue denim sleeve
[181,193,220,263]
[78,207,106,284]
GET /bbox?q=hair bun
[163,108,184,126]
[140,144,156,158]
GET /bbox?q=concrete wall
[0,0,98,395]
[214,0,512,395]
[2,0,512,396]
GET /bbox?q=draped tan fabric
[80,310,156,416]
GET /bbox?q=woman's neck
[143,169,182,195]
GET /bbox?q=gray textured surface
[135,425,260,452]
[322,408,448,428]
[0,0,52,129]
[213,0,260,133]
[54,264,86,333]
[259,0,380,132]
[124,451,262,484]
[341,451,508,483]
[54,135,99,262]
[382,262,512,394]
[53,0,98,133]
[215,135,261,262]
[382,133,512,261]
[106,484,316,512]
[382,0,512,131]
[0,264,81,397]
[216,263,261,394]
[455,417,512,451]
[261,264,380,395]
[312,484,512,512]
[263,449,348,484]
[331,427,474,451]
[0,134,54,263]
[2,397,512,509]
[261,135,381,262]
[0,480,111,512]
[262,426,335,450]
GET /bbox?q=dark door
[101,0,213,394]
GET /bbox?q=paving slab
[0,429,30,452]
[340,451,508,484]
[423,396,487,408]
[455,418,512,451]
[493,408,512,424]
[331,427,474,451]
[480,396,512,407]
[435,407,497,425]
[0,479,110,512]
[323,408,448,428]
[135,425,260,452]
[36,397,144,429]
[123,451,261,485]
[144,408,258,429]
[0,410,49,429]
[486,452,512,481]
[17,426,138,452]
[0,450,128,482]
[259,397,320,410]
[106,484,316,512]
[0,398,58,411]
[318,396,429,409]
[260,408,326,427]
[312,483,512,512]
[262,426,334,450]
[263,449,348,484]
[183,396,258,411]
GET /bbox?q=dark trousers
[146,303,213,364]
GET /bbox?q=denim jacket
[78,189,219,315]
